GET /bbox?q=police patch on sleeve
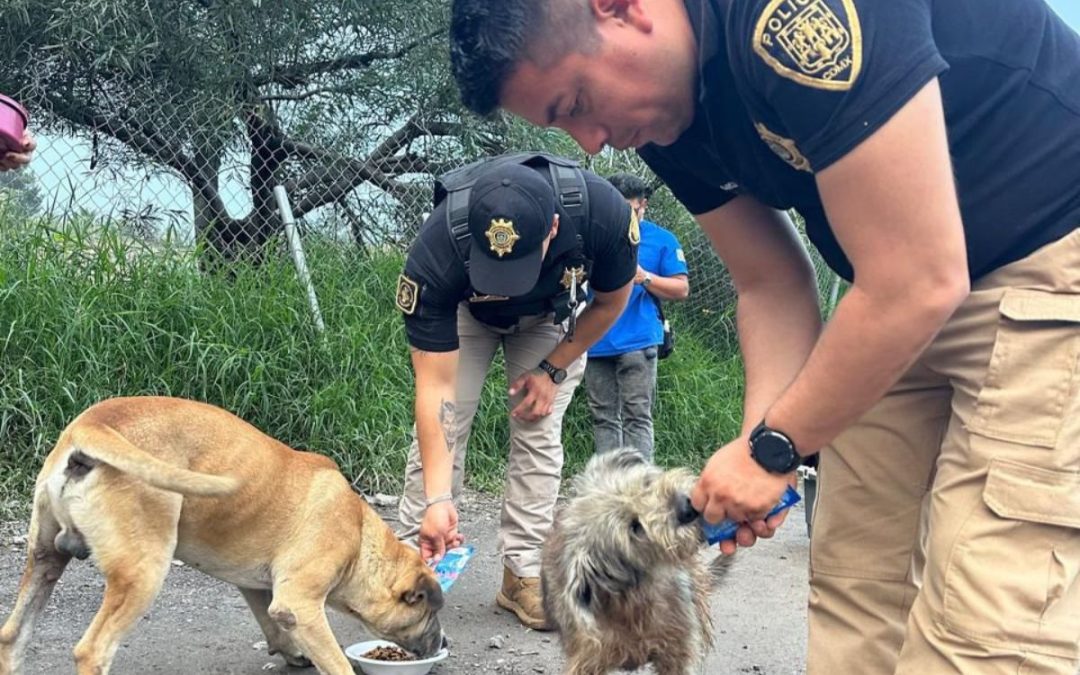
[395,274,419,315]
[755,122,813,172]
[628,210,641,245]
[753,0,862,91]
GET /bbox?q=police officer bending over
[395,153,637,631]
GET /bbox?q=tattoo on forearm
[438,399,457,455]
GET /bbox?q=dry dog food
[363,645,416,662]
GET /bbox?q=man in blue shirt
[585,173,688,460]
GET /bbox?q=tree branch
[251,28,444,89]
[44,93,236,229]
[280,137,406,218]
[374,154,456,177]
[258,85,353,102]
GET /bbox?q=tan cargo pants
[397,305,586,578]
[808,228,1080,674]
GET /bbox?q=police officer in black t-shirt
[395,153,636,631]
[451,0,1080,671]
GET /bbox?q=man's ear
[589,0,653,32]
[549,213,561,240]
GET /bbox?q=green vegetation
[0,214,744,513]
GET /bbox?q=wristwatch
[748,420,802,474]
[537,359,567,384]
[641,273,653,288]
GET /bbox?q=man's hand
[691,437,796,556]
[633,265,649,285]
[0,132,35,172]
[508,369,557,422]
[419,501,465,564]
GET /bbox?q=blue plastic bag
[702,485,802,545]
[431,545,475,592]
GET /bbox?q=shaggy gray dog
[541,449,731,675]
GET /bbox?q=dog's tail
[708,551,736,588]
[66,423,239,497]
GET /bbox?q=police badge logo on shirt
[755,123,812,172]
[395,274,419,315]
[628,210,641,245]
[485,218,520,258]
[753,0,862,91]
[560,265,586,290]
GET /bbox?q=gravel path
[0,491,809,674]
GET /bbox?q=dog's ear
[403,572,444,611]
[564,554,597,614]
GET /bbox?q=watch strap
[538,359,565,383]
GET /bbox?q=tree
[0,0,504,262]
[0,167,43,217]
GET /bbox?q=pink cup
[0,94,29,151]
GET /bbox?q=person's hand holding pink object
[0,94,34,172]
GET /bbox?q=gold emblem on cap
[485,218,520,258]
[755,122,812,172]
[561,265,586,290]
[395,274,419,315]
[628,209,641,245]
[753,0,862,91]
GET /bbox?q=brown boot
[496,567,552,631]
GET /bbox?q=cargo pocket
[943,458,1080,658]
[968,289,1080,448]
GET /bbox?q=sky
[1046,0,1080,29]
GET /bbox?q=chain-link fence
[1,0,840,352]
[2,117,840,348]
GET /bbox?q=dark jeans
[583,346,658,460]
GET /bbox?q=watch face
[753,431,797,472]
[552,369,567,384]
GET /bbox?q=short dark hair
[606,173,653,201]
[450,0,599,116]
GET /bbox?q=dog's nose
[441,633,451,650]
[676,494,699,525]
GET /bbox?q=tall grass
[0,213,744,513]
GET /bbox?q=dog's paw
[268,645,311,668]
[282,653,312,668]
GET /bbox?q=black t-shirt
[639,0,1080,281]
[399,166,638,352]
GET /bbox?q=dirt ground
[0,489,810,674]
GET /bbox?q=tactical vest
[434,153,593,325]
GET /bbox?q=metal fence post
[273,185,326,334]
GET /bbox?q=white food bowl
[345,639,449,675]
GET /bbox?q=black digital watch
[749,420,802,474]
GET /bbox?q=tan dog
[0,396,445,675]
[542,449,730,675]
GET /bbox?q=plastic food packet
[702,485,802,545]
[431,545,475,592]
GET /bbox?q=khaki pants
[397,305,586,578]
[808,228,1080,674]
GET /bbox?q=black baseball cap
[467,163,557,296]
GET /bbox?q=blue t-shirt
[589,220,688,358]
